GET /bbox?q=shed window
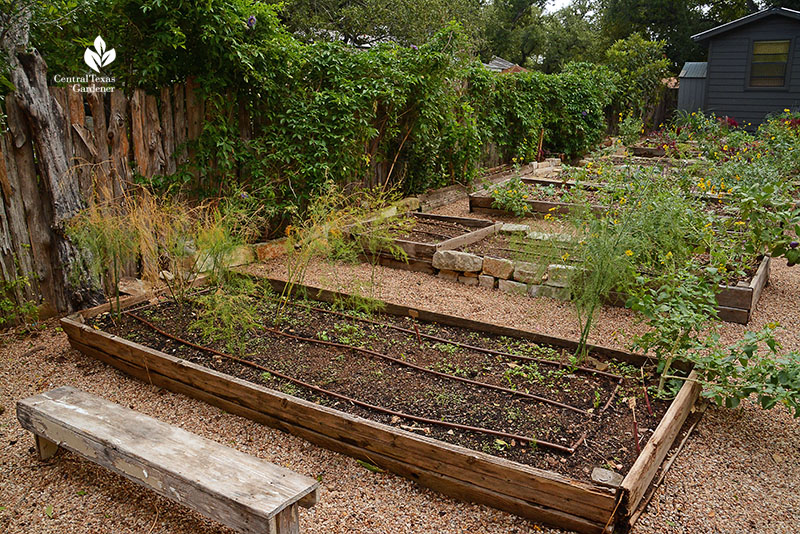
[750,40,790,87]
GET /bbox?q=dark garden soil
[91,295,672,482]
[394,216,476,244]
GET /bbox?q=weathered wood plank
[62,316,618,523]
[749,255,770,311]
[159,87,176,175]
[35,434,59,460]
[715,285,753,310]
[438,222,499,251]
[716,305,750,325]
[145,93,166,177]
[375,254,435,274]
[130,88,149,177]
[67,89,95,201]
[86,91,113,199]
[173,83,188,166]
[64,336,613,533]
[618,371,701,524]
[108,90,131,193]
[0,129,38,300]
[184,78,202,184]
[17,387,318,534]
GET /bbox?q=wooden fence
[0,74,522,320]
[0,80,211,318]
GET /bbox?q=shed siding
[678,78,706,112]
[704,17,800,127]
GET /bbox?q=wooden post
[144,93,166,177]
[108,90,131,193]
[35,434,59,460]
[160,87,176,175]
[87,91,113,199]
[67,88,96,201]
[173,83,188,166]
[130,89,148,177]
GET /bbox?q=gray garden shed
[678,7,800,127]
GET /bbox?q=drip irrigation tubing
[126,311,577,454]
[285,300,623,380]
[258,325,588,415]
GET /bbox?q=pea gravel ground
[1,201,798,533]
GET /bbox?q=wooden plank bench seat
[17,386,319,534]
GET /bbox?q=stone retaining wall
[431,225,576,301]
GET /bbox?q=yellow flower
[784,108,791,113]
[561,252,570,261]
[704,222,713,228]
[666,251,673,259]
[544,213,553,220]
[734,221,745,226]
[625,250,633,256]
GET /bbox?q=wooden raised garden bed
[450,230,770,325]
[351,212,500,273]
[469,176,607,217]
[61,279,702,533]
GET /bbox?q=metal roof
[692,7,800,42]
[483,56,516,72]
[679,62,707,79]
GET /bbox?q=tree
[598,0,757,69]
[604,33,670,119]
[481,0,548,66]
[539,0,605,73]
[279,0,485,49]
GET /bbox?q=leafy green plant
[627,265,721,395]
[490,176,531,217]
[693,327,800,416]
[618,114,643,146]
[188,277,261,355]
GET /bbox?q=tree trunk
[4,24,100,311]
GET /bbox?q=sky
[544,0,574,13]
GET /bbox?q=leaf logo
[84,36,116,73]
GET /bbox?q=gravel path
[1,212,798,532]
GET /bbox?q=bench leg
[35,434,59,460]
[273,503,299,534]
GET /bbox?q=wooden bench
[17,386,319,534]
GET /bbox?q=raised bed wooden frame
[469,176,607,218]
[61,280,701,534]
[351,212,500,274]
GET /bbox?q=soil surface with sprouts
[394,216,478,244]
[90,294,671,481]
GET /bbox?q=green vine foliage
[29,1,619,232]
